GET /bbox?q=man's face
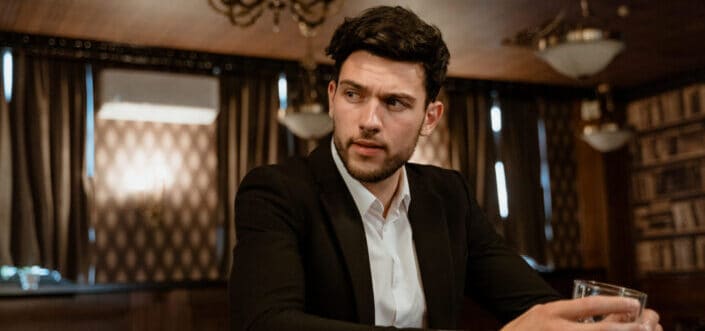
[328,50,443,183]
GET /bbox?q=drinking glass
[572,279,647,323]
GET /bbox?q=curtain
[217,72,290,275]
[446,82,492,210]
[0,53,90,280]
[446,81,556,265]
[0,52,12,264]
[494,92,547,264]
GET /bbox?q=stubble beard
[334,126,422,183]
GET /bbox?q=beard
[333,125,422,183]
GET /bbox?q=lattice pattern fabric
[543,105,582,268]
[93,119,220,283]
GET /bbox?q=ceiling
[1,0,704,89]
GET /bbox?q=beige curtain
[217,72,289,275]
[0,53,90,280]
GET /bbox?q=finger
[640,309,660,325]
[603,312,636,323]
[553,296,641,320]
[570,320,650,331]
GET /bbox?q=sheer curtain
[0,53,90,280]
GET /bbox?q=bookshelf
[627,83,705,276]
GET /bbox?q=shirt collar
[331,139,411,217]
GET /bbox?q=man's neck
[362,169,402,218]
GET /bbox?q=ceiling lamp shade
[579,88,632,153]
[537,28,624,79]
[505,0,626,79]
[581,122,632,152]
[278,103,332,140]
[276,36,332,140]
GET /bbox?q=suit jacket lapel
[407,168,456,328]
[308,145,375,325]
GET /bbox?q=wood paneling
[0,287,228,331]
[0,1,703,88]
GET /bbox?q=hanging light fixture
[580,84,632,152]
[209,0,340,139]
[208,0,343,36]
[277,35,332,139]
[505,0,626,79]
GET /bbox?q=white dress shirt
[331,140,427,328]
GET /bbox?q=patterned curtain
[0,52,90,280]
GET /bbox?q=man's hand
[500,296,662,331]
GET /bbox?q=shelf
[639,269,705,277]
[632,190,705,206]
[633,152,705,171]
[639,228,705,240]
[635,112,705,136]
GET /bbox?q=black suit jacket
[229,144,561,331]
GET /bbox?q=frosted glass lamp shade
[538,39,625,79]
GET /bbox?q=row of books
[633,123,705,165]
[631,162,705,201]
[634,199,705,235]
[634,198,705,236]
[636,236,705,273]
[627,84,705,131]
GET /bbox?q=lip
[350,139,384,157]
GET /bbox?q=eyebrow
[338,79,417,105]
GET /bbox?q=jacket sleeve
[229,166,422,331]
[456,171,563,323]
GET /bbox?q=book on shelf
[648,97,664,128]
[693,198,705,228]
[640,136,656,164]
[660,240,674,270]
[660,90,685,124]
[631,172,655,201]
[671,201,697,231]
[695,236,705,270]
[627,101,644,130]
[682,84,704,119]
[673,237,694,270]
[654,162,703,196]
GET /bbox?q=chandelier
[505,0,626,79]
[208,0,342,36]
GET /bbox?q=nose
[359,100,382,135]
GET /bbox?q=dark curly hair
[325,6,450,104]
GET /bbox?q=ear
[327,80,337,118]
[420,101,444,136]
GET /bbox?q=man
[229,6,661,331]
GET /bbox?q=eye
[343,89,362,103]
[385,98,408,111]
